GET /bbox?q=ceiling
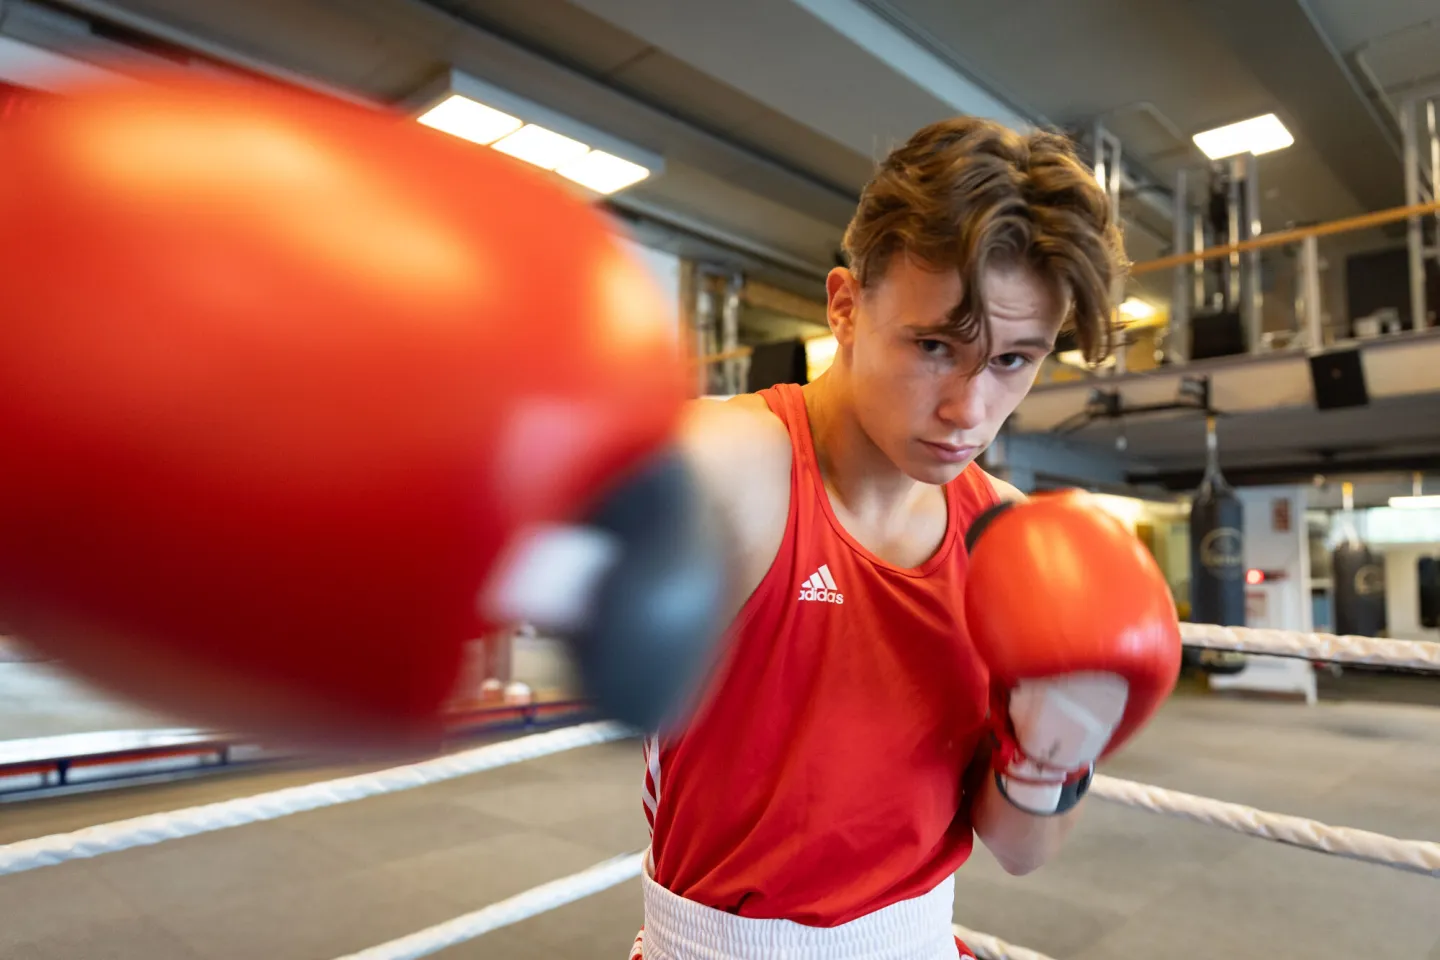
[10,0,1435,293]
[4,0,1438,488]
[874,0,1395,219]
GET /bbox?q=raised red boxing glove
[0,70,716,750]
[964,490,1182,813]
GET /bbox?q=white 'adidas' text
[797,563,844,604]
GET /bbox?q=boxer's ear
[826,267,860,346]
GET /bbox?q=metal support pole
[1403,98,1427,333]
[1091,123,1123,225]
[1170,168,1190,364]
[694,273,718,395]
[1301,235,1323,349]
[1240,153,1263,352]
[1428,98,1440,329]
[1093,122,1110,217]
[1106,135,1123,227]
[1093,123,1127,372]
[1226,158,1242,313]
[720,273,744,395]
[1193,201,1208,310]
[1430,100,1440,225]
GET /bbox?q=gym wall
[618,236,683,329]
[1237,486,1313,634]
[1380,544,1440,643]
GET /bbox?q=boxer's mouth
[919,441,979,463]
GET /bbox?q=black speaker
[1419,556,1439,630]
[1308,348,1369,410]
[1344,246,1440,332]
[1189,310,1246,360]
[748,339,808,390]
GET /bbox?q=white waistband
[640,863,956,960]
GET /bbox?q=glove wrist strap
[994,763,1094,817]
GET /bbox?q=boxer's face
[827,254,1066,484]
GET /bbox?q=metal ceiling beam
[563,0,1028,158]
[604,195,832,288]
[788,0,1031,130]
[35,0,853,280]
[27,0,375,103]
[823,0,1182,233]
[393,0,858,224]
[565,0,1180,252]
[1184,0,1405,211]
[1134,452,1440,491]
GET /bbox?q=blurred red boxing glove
[964,491,1181,814]
[0,70,722,750]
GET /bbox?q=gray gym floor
[2,679,1439,960]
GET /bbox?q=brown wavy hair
[842,117,1127,365]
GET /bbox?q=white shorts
[630,859,962,960]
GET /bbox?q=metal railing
[0,699,594,798]
[1137,197,1440,369]
[695,198,1440,381]
[1133,200,1440,275]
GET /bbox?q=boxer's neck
[801,372,937,530]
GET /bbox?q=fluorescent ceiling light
[408,71,662,197]
[491,123,590,170]
[1388,495,1440,509]
[418,97,649,195]
[417,94,522,145]
[557,149,651,195]
[1119,298,1155,320]
[1193,113,1294,160]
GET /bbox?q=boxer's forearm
[971,773,1080,876]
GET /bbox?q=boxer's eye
[917,338,952,359]
[990,352,1031,372]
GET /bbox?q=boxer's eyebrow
[904,324,1054,353]
[905,321,958,336]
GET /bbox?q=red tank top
[644,383,999,927]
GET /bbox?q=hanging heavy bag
[1189,417,1245,627]
[1332,542,1386,638]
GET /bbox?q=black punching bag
[1189,416,1246,625]
[1416,556,1438,630]
[1332,540,1386,637]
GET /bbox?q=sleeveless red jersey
[643,383,999,927]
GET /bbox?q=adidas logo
[797,564,844,604]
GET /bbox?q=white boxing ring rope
[951,924,1059,960]
[0,621,1435,960]
[330,852,648,960]
[1180,621,1440,672]
[0,721,630,877]
[319,847,1061,960]
[1091,775,1440,876]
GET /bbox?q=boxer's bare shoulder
[680,394,792,616]
[978,468,1027,504]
